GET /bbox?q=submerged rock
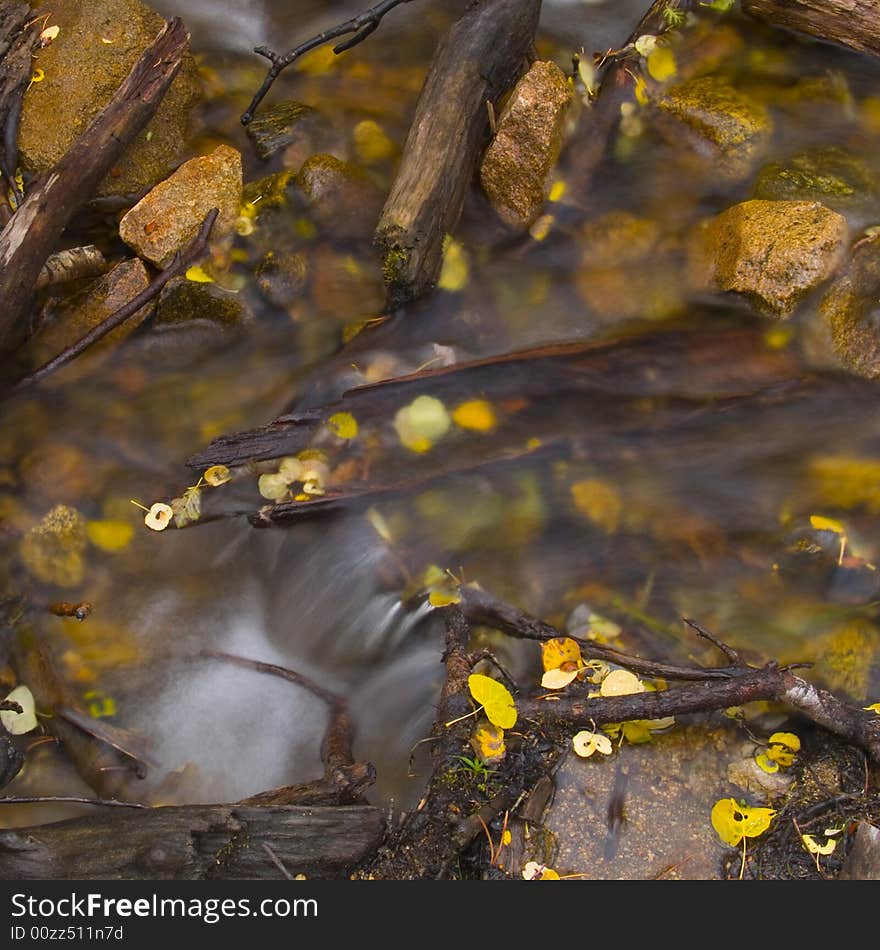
[18,0,200,198]
[28,260,152,372]
[256,251,309,308]
[479,59,573,229]
[808,233,880,378]
[244,100,334,164]
[655,75,772,179]
[754,147,877,219]
[20,505,88,588]
[689,199,847,316]
[295,154,384,242]
[118,145,243,267]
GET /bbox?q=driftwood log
[742,0,880,58]
[0,17,189,353]
[375,0,541,306]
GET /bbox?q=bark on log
[0,804,385,879]
[0,17,189,353]
[742,0,880,58]
[375,0,541,307]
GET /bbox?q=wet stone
[20,504,88,588]
[118,145,243,268]
[295,154,385,242]
[18,0,200,198]
[479,60,573,230]
[28,260,152,373]
[255,252,309,308]
[244,100,333,163]
[689,199,848,316]
[655,75,772,180]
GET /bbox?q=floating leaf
[646,46,677,82]
[203,465,231,486]
[711,798,775,847]
[572,729,613,758]
[468,673,517,730]
[143,502,173,531]
[541,637,583,672]
[1,685,37,735]
[471,721,506,763]
[86,520,134,552]
[599,669,645,697]
[452,399,497,433]
[541,668,579,689]
[185,265,214,283]
[522,861,560,880]
[327,412,359,440]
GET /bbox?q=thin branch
[0,795,149,809]
[11,208,218,392]
[682,617,744,665]
[241,0,415,125]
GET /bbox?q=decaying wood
[375,0,542,306]
[0,17,189,354]
[742,0,880,58]
[0,803,384,879]
[0,2,41,202]
[35,245,108,290]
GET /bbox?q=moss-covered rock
[20,504,88,588]
[479,59,573,229]
[255,251,309,308]
[18,0,200,198]
[688,199,848,315]
[118,145,243,267]
[244,100,335,164]
[656,75,772,179]
[295,154,384,242]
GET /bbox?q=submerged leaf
[452,399,497,433]
[86,520,134,552]
[468,674,517,730]
[328,412,359,440]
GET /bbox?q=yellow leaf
[541,637,583,672]
[86,520,134,552]
[570,479,622,534]
[30,67,45,84]
[646,46,677,82]
[468,673,517,730]
[599,669,645,696]
[711,799,775,847]
[864,702,880,714]
[755,751,779,774]
[366,506,393,542]
[438,235,469,292]
[572,729,613,757]
[522,861,560,880]
[809,515,845,535]
[185,265,214,283]
[452,399,497,433]
[203,464,232,486]
[801,834,836,856]
[429,589,461,607]
[541,668,579,689]
[634,34,658,57]
[258,473,290,502]
[40,25,60,43]
[548,180,566,203]
[634,75,649,105]
[621,720,653,743]
[353,119,395,164]
[471,721,506,763]
[328,412,358,440]
[768,732,800,751]
[394,395,451,453]
[501,830,512,846]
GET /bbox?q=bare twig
[0,795,149,809]
[10,208,218,392]
[242,0,415,125]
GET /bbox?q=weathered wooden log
[742,0,880,58]
[0,803,385,879]
[0,17,189,353]
[0,2,40,199]
[375,0,541,306]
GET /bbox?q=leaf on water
[646,46,677,83]
[541,667,579,689]
[572,729,613,758]
[711,798,775,847]
[1,685,37,735]
[471,721,506,763]
[327,412,359,440]
[86,520,134,552]
[468,673,517,730]
[541,637,583,672]
[203,465,232,486]
[599,669,645,696]
[185,265,214,283]
[451,399,497,433]
[438,235,469,292]
[394,395,451,454]
[258,473,291,502]
[143,502,173,531]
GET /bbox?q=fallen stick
[375,0,542,306]
[0,17,189,353]
[742,0,880,58]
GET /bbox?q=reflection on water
[2,0,880,847]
